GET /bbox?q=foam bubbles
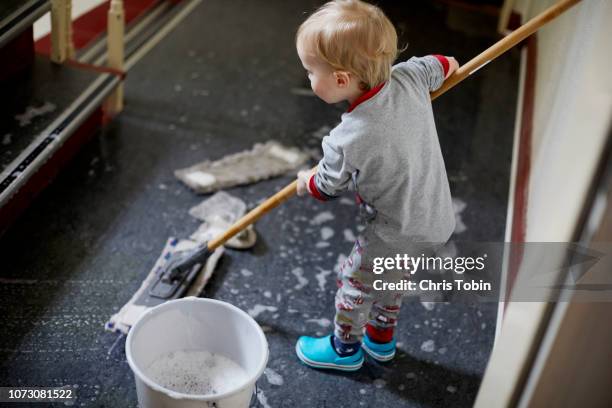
[291,268,308,290]
[320,227,334,240]
[146,350,248,396]
[310,211,334,225]
[421,340,435,352]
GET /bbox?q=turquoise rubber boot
[295,335,364,371]
[361,334,396,362]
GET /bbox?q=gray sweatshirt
[312,55,455,245]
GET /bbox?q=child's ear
[333,71,351,88]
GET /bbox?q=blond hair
[296,0,398,90]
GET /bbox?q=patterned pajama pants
[334,233,408,343]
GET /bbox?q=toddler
[295,0,458,371]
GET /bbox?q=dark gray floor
[0,1,518,407]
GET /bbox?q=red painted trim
[433,54,450,76]
[35,0,161,55]
[308,174,328,202]
[347,82,385,113]
[0,109,103,237]
[506,33,536,303]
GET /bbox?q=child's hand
[297,169,315,196]
[446,57,459,79]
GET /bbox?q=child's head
[296,0,398,104]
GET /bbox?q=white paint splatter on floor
[263,368,284,386]
[247,305,278,318]
[306,318,331,328]
[453,198,467,234]
[315,241,330,248]
[421,301,435,311]
[421,340,435,352]
[340,197,354,206]
[263,291,272,298]
[257,389,272,408]
[343,229,356,242]
[315,267,332,291]
[240,269,253,277]
[310,211,334,225]
[2,133,11,145]
[320,227,334,240]
[15,102,56,127]
[373,379,386,389]
[446,385,457,393]
[406,372,417,380]
[291,268,308,290]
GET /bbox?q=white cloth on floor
[105,238,223,334]
[175,141,309,193]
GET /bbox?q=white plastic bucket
[126,297,269,408]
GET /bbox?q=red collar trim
[347,82,385,113]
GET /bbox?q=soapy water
[146,350,249,395]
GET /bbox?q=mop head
[189,191,257,249]
[107,192,257,334]
[175,140,309,193]
[106,238,223,334]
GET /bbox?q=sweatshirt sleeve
[308,136,354,201]
[395,55,447,92]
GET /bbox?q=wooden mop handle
[431,0,581,100]
[208,179,301,250]
[208,0,582,251]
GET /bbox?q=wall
[476,0,611,406]
[518,0,611,241]
[33,0,107,40]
